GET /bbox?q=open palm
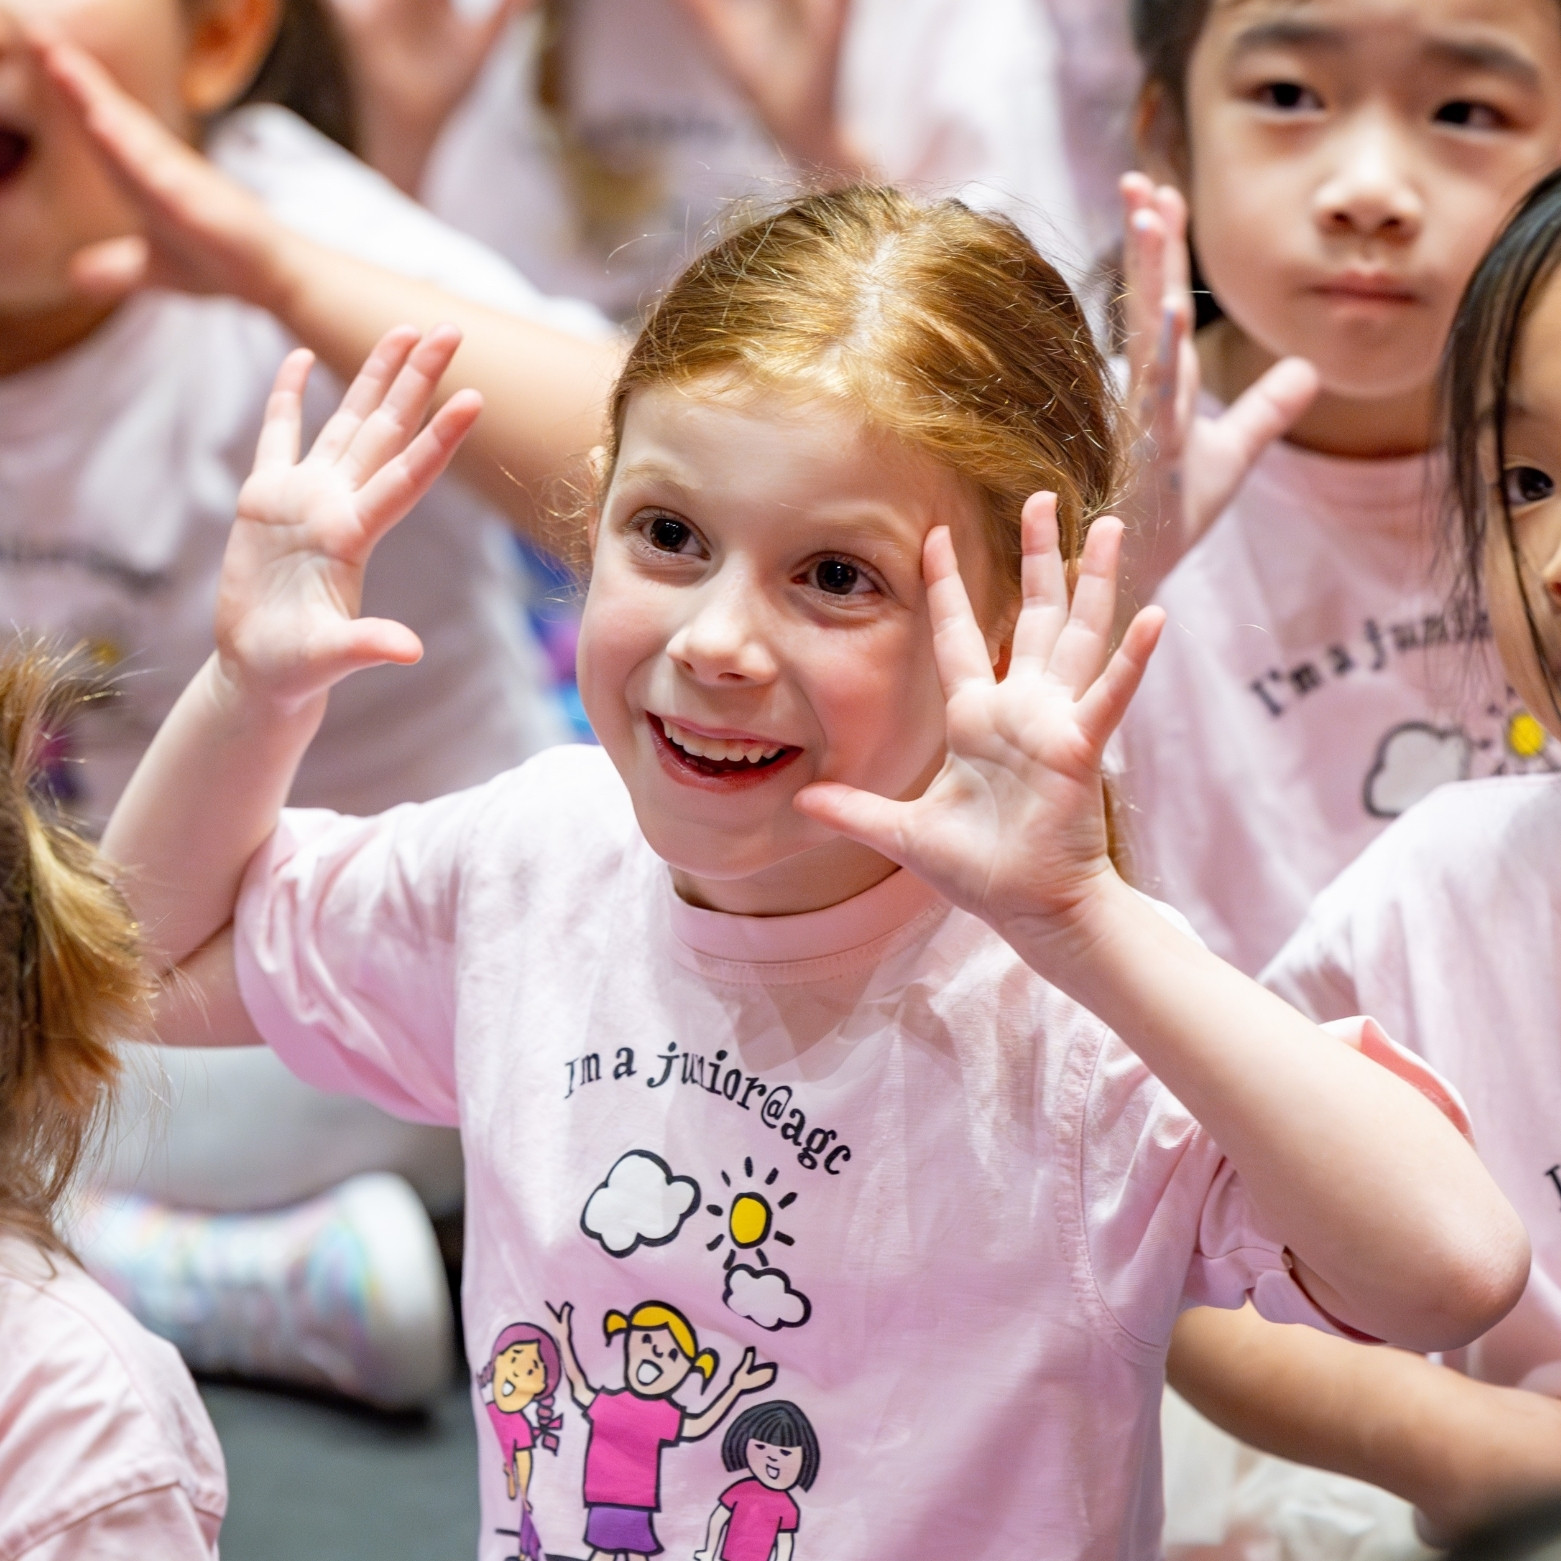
[796,495,1163,944]
[1118,174,1318,611]
[216,326,480,711]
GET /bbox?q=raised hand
[326,0,526,192]
[670,0,866,179]
[215,326,481,712]
[795,495,1164,951]
[1118,172,1319,607]
[729,1348,777,1395]
[24,25,287,306]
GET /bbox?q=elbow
[1404,1207,1531,1353]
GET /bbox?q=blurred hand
[670,0,868,179]
[26,26,292,306]
[1117,172,1319,609]
[327,0,526,192]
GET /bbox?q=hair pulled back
[0,646,148,1249]
[1442,167,1561,715]
[1130,0,1210,114]
[605,185,1119,591]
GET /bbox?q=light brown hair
[0,646,148,1250]
[601,185,1120,597]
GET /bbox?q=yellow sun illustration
[706,1158,797,1270]
[1508,711,1549,760]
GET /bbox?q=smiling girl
[98,187,1526,1560]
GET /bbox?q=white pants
[97,1045,464,1216]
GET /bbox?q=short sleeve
[19,1486,218,1561]
[234,787,480,1127]
[721,1484,741,1512]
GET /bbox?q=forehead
[1205,0,1561,59]
[1510,271,1561,406]
[612,382,981,533]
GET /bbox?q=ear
[1133,79,1190,191]
[180,0,282,119]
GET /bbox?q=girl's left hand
[23,25,289,307]
[795,494,1164,950]
[669,0,867,179]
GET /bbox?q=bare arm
[31,29,623,540]
[694,1504,731,1561]
[103,328,478,967]
[682,1349,776,1441]
[544,1303,597,1411]
[1170,1305,1561,1543]
[796,496,1528,1351]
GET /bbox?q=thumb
[67,234,151,301]
[793,781,913,865]
[1218,357,1319,478]
[334,617,424,674]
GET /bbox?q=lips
[1311,275,1419,304]
[0,126,30,185]
[649,715,801,786]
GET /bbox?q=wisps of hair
[1441,167,1561,718]
[602,185,1119,591]
[0,644,149,1249]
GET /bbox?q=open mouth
[635,1361,663,1387]
[650,716,800,784]
[0,126,32,186]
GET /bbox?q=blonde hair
[601,184,1120,594]
[0,645,149,1250]
[604,1301,718,1382]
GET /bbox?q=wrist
[992,862,1139,980]
[204,650,329,738]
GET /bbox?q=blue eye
[1504,466,1555,507]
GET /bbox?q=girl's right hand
[24,26,290,309]
[215,326,481,713]
[1118,173,1319,605]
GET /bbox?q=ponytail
[235,0,359,154]
[0,645,149,1249]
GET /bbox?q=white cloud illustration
[724,1265,812,1331]
[581,1151,700,1257]
[1363,722,1471,819]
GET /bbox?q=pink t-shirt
[720,1477,799,1561]
[486,1401,536,1462]
[0,1236,225,1560]
[1264,773,1561,1395]
[1116,428,1555,976]
[234,744,1387,1561]
[583,1390,683,1508]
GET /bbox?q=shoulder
[0,1242,224,1552]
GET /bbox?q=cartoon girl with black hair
[477,1322,565,1561]
[547,1299,774,1561]
[694,1400,820,1561]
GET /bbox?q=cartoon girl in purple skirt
[478,1322,566,1561]
[548,1299,775,1560]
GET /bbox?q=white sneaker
[69,1172,455,1410]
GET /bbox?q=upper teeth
[664,723,784,764]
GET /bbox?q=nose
[1312,111,1424,245]
[665,567,779,686]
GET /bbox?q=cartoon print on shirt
[1363,722,1473,818]
[546,1298,777,1561]
[582,1150,701,1257]
[1505,711,1560,771]
[704,1159,812,1332]
[694,1400,820,1561]
[478,1323,566,1561]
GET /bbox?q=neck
[0,297,121,377]
[672,838,900,917]
[1199,318,1437,460]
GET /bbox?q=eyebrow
[1227,16,1542,92]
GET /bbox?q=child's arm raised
[27,28,622,544]
[102,328,478,970]
[1117,174,1319,613]
[544,1303,598,1412]
[795,494,1527,1351]
[1169,1305,1561,1543]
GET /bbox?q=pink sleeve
[19,1486,218,1561]
[1078,1019,1475,1350]
[233,789,478,1127]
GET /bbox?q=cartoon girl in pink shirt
[695,1400,820,1561]
[547,1299,775,1560]
[477,1322,565,1561]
